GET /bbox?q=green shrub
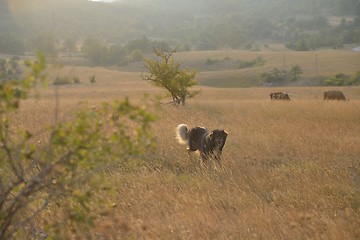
[238,56,266,69]
[53,76,72,85]
[129,49,144,62]
[205,58,218,65]
[325,71,360,86]
[261,65,303,84]
[89,75,96,84]
[73,76,81,84]
[0,54,157,239]
[261,68,287,83]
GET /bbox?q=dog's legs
[215,155,225,171]
[213,148,225,170]
[200,153,209,168]
[215,155,222,167]
[187,149,193,163]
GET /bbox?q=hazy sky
[90,0,116,2]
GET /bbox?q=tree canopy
[142,50,199,105]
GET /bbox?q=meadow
[12,49,360,239]
[174,47,360,87]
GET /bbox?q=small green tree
[261,65,303,85]
[260,68,287,84]
[89,75,96,84]
[295,38,310,51]
[325,72,360,86]
[142,50,199,105]
[325,72,350,86]
[349,71,360,85]
[63,37,77,52]
[289,64,303,82]
[130,49,144,62]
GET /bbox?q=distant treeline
[81,36,170,65]
[0,0,359,56]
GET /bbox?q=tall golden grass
[13,50,360,239]
[94,92,360,239]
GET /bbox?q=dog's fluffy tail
[176,124,189,145]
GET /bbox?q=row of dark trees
[261,66,360,87]
[1,0,360,56]
[81,36,170,65]
[285,17,360,51]
[0,32,170,66]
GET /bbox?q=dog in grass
[176,124,228,167]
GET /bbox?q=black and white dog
[176,124,228,167]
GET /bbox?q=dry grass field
[12,50,360,239]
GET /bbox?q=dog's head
[208,129,228,151]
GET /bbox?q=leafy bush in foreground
[0,54,157,239]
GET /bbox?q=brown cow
[323,90,346,100]
[270,92,291,100]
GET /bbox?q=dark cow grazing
[323,90,346,100]
[270,92,291,100]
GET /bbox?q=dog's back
[188,127,208,152]
[176,124,208,151]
